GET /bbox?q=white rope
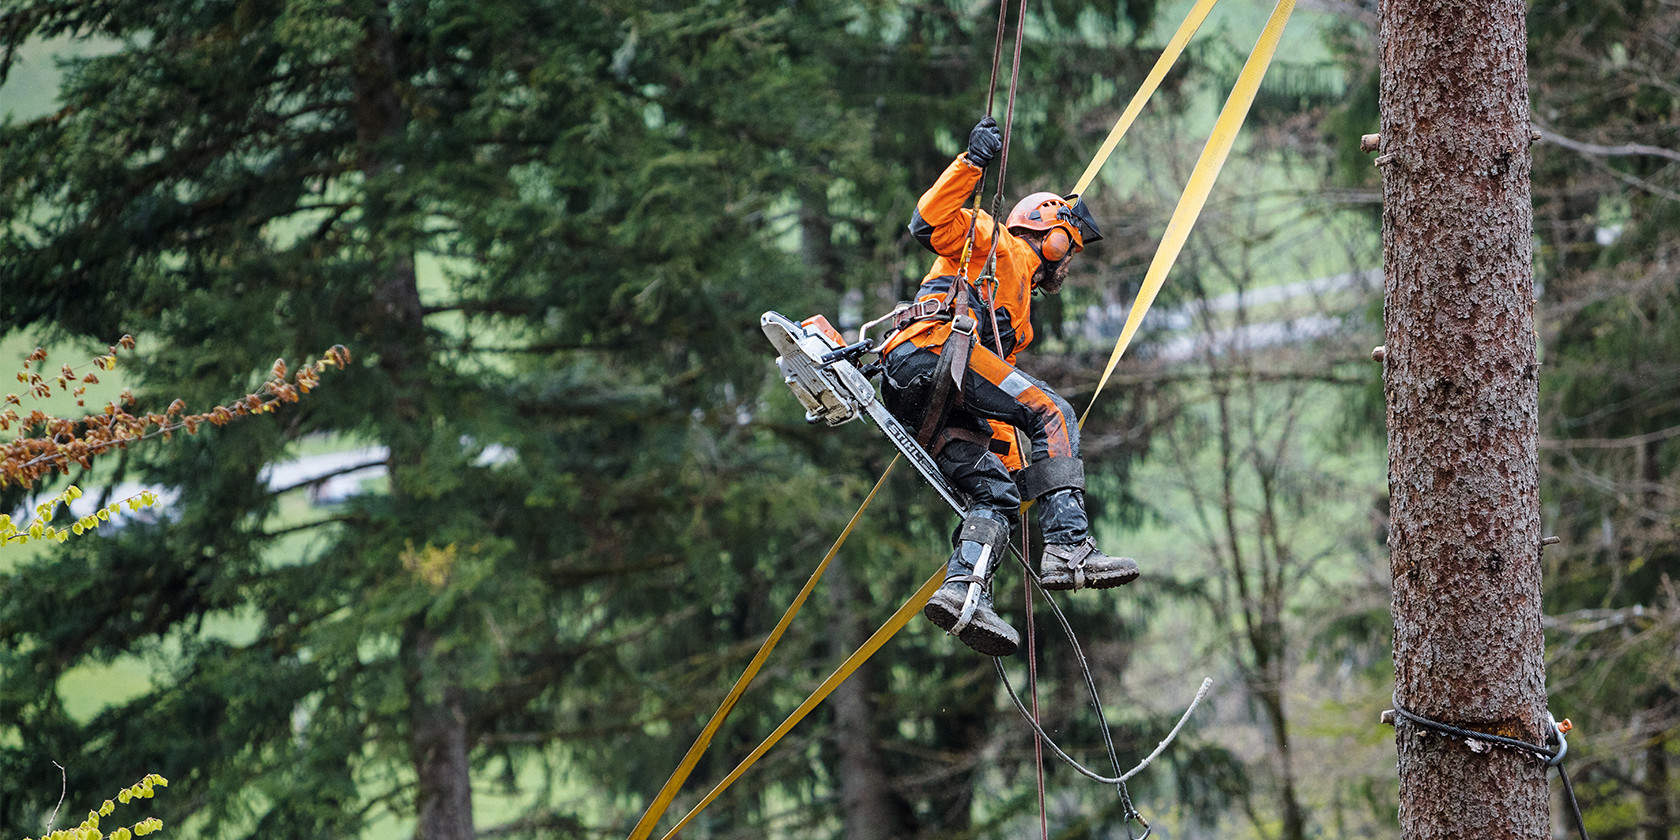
[1118,677,1214,783]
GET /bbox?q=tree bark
[1379,0,1549,835]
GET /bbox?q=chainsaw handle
[819,340,876,368]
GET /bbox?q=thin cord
[1023,520,1048,840]
[987,539,1212,840]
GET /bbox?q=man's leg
[953,345,1139,590]
[921,434,1023,655]
[882,344,1022,655]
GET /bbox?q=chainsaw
[759,310,968,517]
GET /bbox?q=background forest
[1,1,1674,838]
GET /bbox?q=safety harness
[898,284,982,453]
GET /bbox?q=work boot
[1037,488,1139,591]
[923,509,1020,656]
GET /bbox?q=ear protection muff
[1040,228,1072,262]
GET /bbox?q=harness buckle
[890,298,950,332]
[951,313,977,336]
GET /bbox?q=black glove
[966,116,1002,169]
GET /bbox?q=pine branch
[1535,125,1680,164]
[1541,423,1680,450]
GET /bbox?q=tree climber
[879,116,1139,658]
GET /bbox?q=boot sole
[924,590,1019,657]
[1039,566,1141,591]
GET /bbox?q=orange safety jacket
[880,154,1045,365]
[882,154,1047,470]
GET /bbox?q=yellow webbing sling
[1069,0,1221,199]
[631,1,1296,834]
[1081,0,1297,425]
[656,567,947,840]
[625,459,899,840]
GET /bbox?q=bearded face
[1034,253,1072,293]
[1017,228,1075,293]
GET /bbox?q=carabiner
[1123,809,1151,840]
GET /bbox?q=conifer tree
[1378,0,1550,835]
[1527,0,1680,834]
[1,1,1200,837]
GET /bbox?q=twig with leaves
[22,771,170,840]
[2,337,350,546]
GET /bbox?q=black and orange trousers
[882,340,1082,523]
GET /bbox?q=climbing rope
[1389,696,1591,840]
[953,0,1023,296]
[984,0,1011,109]
[968,5,1052,836]
[1022,540,1049,840]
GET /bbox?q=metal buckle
[891,298,949,332]
[951,313,977,335]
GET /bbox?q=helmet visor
[1060,194,1104,245]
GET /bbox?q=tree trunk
[1215,384,1309,840]
[351,7,475,839]
[826,556,917,840]
[798,164,917,837]
[1256,681,1308,840]
[405,624,477,840]
[1645,733,1671,840]
[1379,0,1549,835]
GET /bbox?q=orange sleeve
[911,155,998,259]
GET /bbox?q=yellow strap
[1080,0,1296,427]
[657,565,948,840]
[626,458,899,840]
[1068,0,1222,198]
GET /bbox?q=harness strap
[929,424,992,459]
[1063,541,1093,589]
[892,297,950,331]
[915,285,978,448]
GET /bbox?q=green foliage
[16,773,169,840]
[0,0,1282,837]
[1527,0,1680,832]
